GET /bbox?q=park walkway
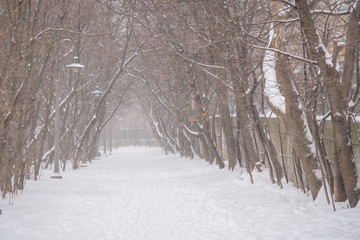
[0,147,359,240]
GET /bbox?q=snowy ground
[1,147,359,240]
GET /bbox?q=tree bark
[295,0,360,207]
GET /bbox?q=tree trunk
[218,87,237,170]
[276,52,322,200]
[265,1,322,200]
[295,0,360,207]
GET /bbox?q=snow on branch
[243,40,317,65]
[274,0,297,9]
[149,106,166,144]
[263,27,286,114]
[174,52,234,91]
[311,9,351,16]
[49,89,76,120]
[181,122,201,137]
[175,52,228,70]
[42,146,54,161]
[316,43,334,68]
[33,28,111,41]
[196,65,234,91]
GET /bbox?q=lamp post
[51,56,84,179]
[91,86,103,157]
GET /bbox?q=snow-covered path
[1,147,359,240]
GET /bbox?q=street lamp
[91,85,103,97]
[91,86,103,158]
[66,56,85,73]
[51,56,84,179]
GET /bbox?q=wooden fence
[213,116,360,187]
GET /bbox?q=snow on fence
[211,116,360,188]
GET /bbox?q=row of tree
[0,0,144,197]
[130,0,360,208]
[1,0,359,208]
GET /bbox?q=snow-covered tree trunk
[295,0,360,208]
[264,2,322,199]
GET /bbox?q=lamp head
[66,56,85,73]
